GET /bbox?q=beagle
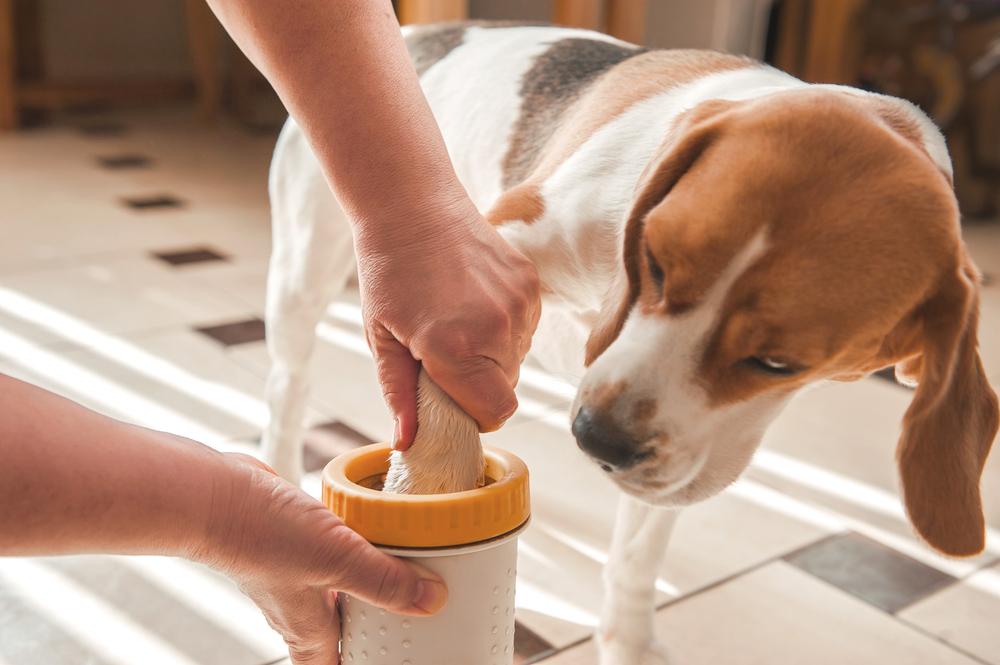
[264,23,998,664]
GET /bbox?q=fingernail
[412,579,448,614]
[391,418,401,450]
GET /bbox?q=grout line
[530,531,841,662]
[895,615,994,665]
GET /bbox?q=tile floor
[0,105,998,665]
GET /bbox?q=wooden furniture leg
[803,0,864,84]
[397,0,467,25]
[185,0,221,122]
[0,0,17,130]
[553,0,604,31]
[606,0,648,44]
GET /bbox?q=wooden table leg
[185,0,221,122]
[553,0,603,31]
[803,0,864,84]
[397,0,467,25]
[0,0,17,130]
[607,0,648,44]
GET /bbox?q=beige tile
[0,256,256,344]
[0,555,286,665]
[900,561,1000,664]
[0,328,325,445]
[481,414,836,649]
[541,563,980,665]
[747,377,1000,575]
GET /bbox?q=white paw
[383,371,484,495]
[597,634,671,665]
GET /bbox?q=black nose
[572,407,647,471]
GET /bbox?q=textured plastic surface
[322,444,530,548]
[340,535,520,665]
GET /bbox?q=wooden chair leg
[803,0,864,84]
[553,0,603,31]
[606,0,648,44]
[0,0,17,130]
[397,0,467,25]
[185,0,221,122]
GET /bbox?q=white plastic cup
[322,444,531,665]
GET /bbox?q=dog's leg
[382,370,485,494]
[598,494,678,665]
[262,120,356,484]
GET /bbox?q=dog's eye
[746,356,799,375]
[646,248,665,290]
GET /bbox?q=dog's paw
[382,371,484,495]
[596,633,671,665]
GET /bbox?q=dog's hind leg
[597,494,678,665]
[262,119,356,484]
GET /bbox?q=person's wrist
[353,189,482,257]
[184,452,263,573]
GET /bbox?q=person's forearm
[206,0,473,242]
[0,374,232,558]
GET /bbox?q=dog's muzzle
[571,407,651,472]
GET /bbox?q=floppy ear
[897,260,999,556]
[584,100,736,365]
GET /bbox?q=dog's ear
[897,258,999,557]
[585,100,736,365]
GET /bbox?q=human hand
[197,454,448,665]
[355,196,541,450]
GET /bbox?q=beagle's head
[573,90,999,557]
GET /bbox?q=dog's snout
[572,407,648,471]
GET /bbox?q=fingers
[369,324,419,450]
[334,526,448,616]
[282,588,341,665]
[423,355,518,432]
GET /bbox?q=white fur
[264,25,950,664]
[382,370,485,494]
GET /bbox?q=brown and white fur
[264,23,999,663]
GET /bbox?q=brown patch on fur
[507,49,755,190]
[896,260,998,556]
[486,183,545,225]
[864,96,953,184]
[585,99,738,365]
[588,380,627,412]
[631,398,657,425]
[404,23,467,77]
[502,38,648,189]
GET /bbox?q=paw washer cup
[322,443,530,665]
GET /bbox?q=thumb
[369,324,419,450]
[337,530,448,616]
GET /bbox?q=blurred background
[1,3,999,665]
[2,0,999,216]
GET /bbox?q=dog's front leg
[598,493,678,665]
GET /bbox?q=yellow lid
[322,444,530,548]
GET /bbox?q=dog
[264,22,999,664]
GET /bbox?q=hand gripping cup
[322,443,530,665]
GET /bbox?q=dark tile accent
[152,246,228,266]
[195,318,266,347]
[78,121,128,136]
[513,620,557,664]
[98,153,152,169]
[784,532,956,613]
[303,421,375,472]
[122,194,185,210]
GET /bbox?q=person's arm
[0,374,446,663]
[205,0,541,448]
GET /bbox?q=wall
[33,1,767,84]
